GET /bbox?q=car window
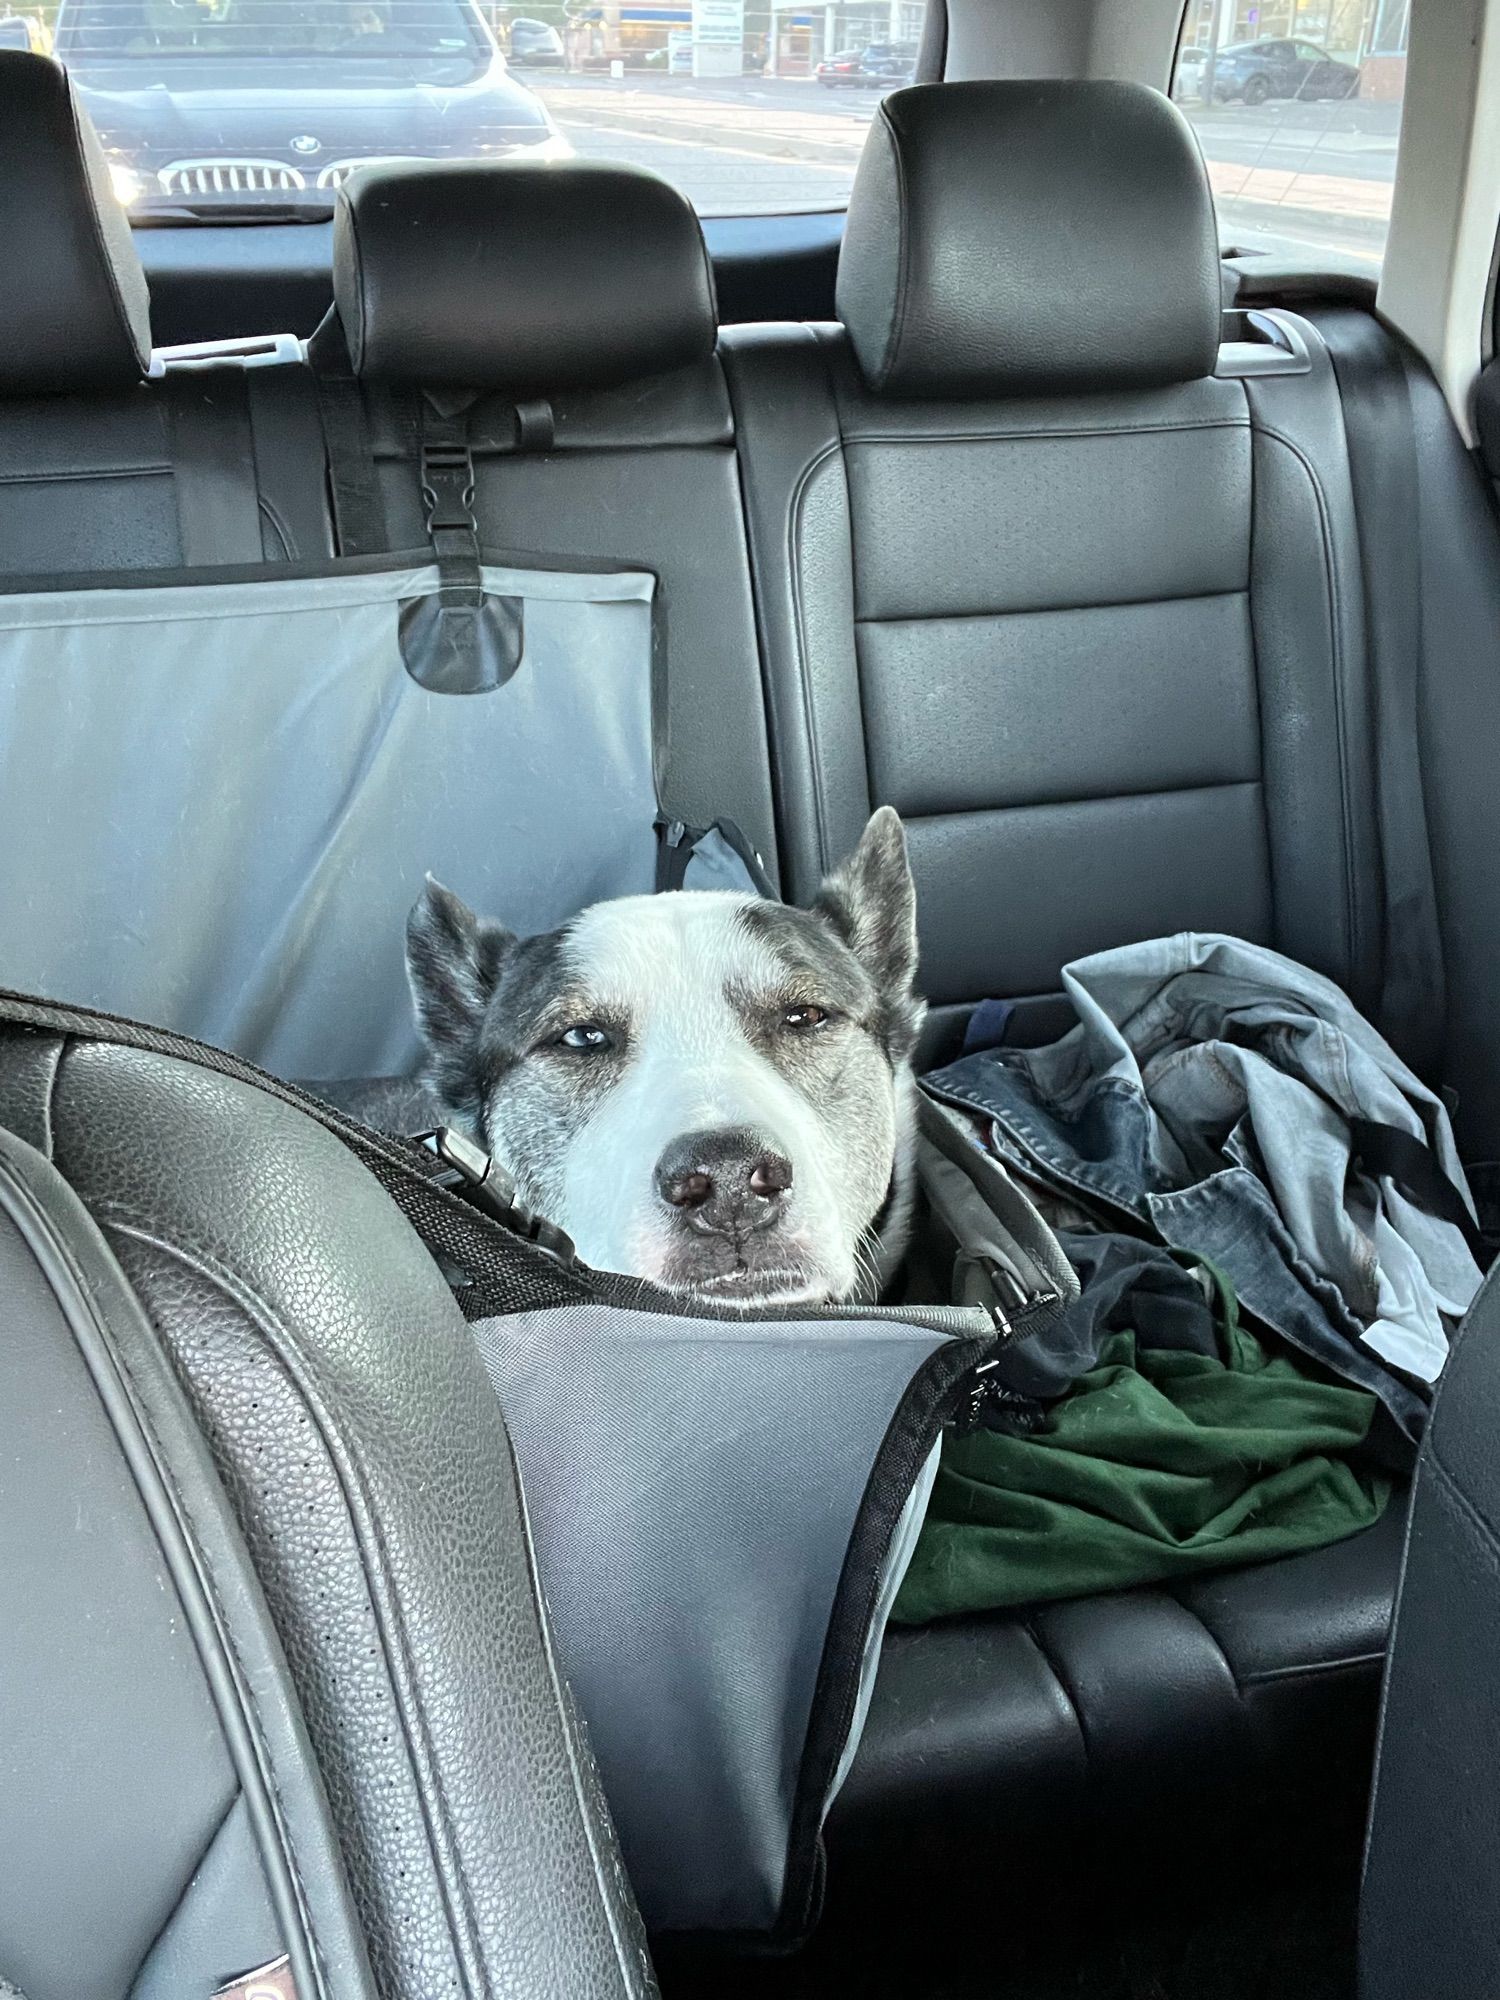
[56,0,925,221]
[1173,0,1408,276]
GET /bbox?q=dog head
[405,807,924,1305]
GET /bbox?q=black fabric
[1350,1118,1486,1262]
[991,1233,1226,1403]
[1319,310,1447,1081]
[244,360,336,563]
[835,82,1222,399]
[333,158,718,392]
[313,359,387,558]
[163,362,264,566]
[0,52,152,393]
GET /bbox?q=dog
[405,807,925,1306]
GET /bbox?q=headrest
[0,52,152,394]
[333,158,718,392]
[836,81,1222,400]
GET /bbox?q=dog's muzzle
[655,1125,793,1244]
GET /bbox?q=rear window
[1173,0,1409,275]
[49,0,925,221]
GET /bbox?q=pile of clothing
[896,933,1486,1624]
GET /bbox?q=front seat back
[0,1027,654,2000]
[1359,1267,1500,1999]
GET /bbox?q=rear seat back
[0,91,781,1071]
[0,53,329,575]
[325,157,779,879]
[724,81,1384,1040]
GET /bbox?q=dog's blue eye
[782,1004,831,1032]
[558,1023,611,1051]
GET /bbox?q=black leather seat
[720,79,1432,1904]
[0,1027,655,2000]
[1361,1267,1500,2000]
[6,49,1500,1976]
[0,51,331,577]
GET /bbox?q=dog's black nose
[656,1127,793,1236]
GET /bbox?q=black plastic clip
[417,1127,577,1267]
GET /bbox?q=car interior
[2,0,1500,1996]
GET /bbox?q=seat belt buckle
[416,1127,577,1266]
[420,440,478,535]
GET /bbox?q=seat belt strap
[313,369,387,558]
[1350,1117,1486,1263]
[1320,310,1446,1081]
[419,390,484,605]
[164,361,265,566]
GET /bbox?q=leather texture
[1325,307,1500,1162]
[0,354,333,578]
[334,158,718,391]
[35,1038,656,2000]
[1360,1265,1500,1999]
[722,313,1371,1009]
[832,1503,1403,1904]
[0,52,152,393]
[835,82,1221,399]
[0,1114,374,2000]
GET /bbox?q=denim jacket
[929,934,1482,1440]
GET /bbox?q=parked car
[0,12,46,50]
[816,39,917,87]
[52,0,570,219]
[506,14,564,66]
[1183,36,1360,106]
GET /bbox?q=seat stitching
[102,1207,490,2000]
[855,584,1251,626]
[0,463,173,486]
[787,434,849,869]
[898,776,1262,820]
[1427,1442,1500,1564]
[1237,1649,1386,1687]
[1248,418,1361,971]
[881,105,912,391]
[840,416,1250,449]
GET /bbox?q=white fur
[530,893,891,1304]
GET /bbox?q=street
[530,72,1399,268]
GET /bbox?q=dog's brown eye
[782,1003,831,1032]
[557,1022,612,1052]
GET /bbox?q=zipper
[958,1273,1062,1434]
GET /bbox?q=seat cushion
[829,1503,1403,1902]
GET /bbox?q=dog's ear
[406,877,514,1128]
[813,806,925,1063]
